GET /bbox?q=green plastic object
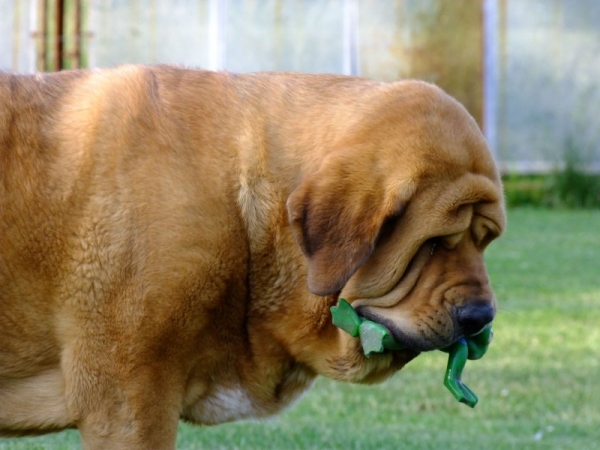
[441,324,493,407]
[330,298,493,408]
[331,298,402,355]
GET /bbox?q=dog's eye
[376,213,401,246]
[441,232,464,250]
[429,238,441,255]
[428,233,463,254]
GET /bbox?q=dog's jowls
[0,65,505,448]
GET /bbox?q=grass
[2,208,599,449]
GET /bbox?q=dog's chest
[186,385,257,424]
[183,365,315,425]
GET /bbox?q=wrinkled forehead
[389,124,504,231]
[371,84,500,182]
[406,171,505,241]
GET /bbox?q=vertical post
[553,0,564,168]
[482,0,498,161]
[36,0,48,71]
[73,0,81,68]
[30,0,42,72]
[54,0,64,70]
[343,0,358,76]
[87,0,99,69]
[12,0,22,71]
[498,0,507,170]
[208,0,226,70]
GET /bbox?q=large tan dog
[0,65,505,448]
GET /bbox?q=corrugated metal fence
[2,0,599,173]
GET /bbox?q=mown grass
[1,208,599,449]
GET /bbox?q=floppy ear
[287,162,415,296]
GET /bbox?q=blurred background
[3,0,600,185]
[1,1,599,449]
[3,0,600,192]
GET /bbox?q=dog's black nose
[456,303,495,336]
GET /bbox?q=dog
[0,65,505,449]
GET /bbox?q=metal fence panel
[0,0,36,73]
[224,0,345,74]
[88,0,210,68]
[497,0,600,172]
[3,0,599,172]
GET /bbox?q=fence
[2,0,599,173]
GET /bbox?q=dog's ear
[287,160,415,296]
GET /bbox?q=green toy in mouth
[330,298,493,408]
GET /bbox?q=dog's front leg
[63,343,184,450]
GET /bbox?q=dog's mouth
[331,298,446,356]
[354,302,493,353]
[346,241,451,353]
[332,299,494,408]
[340,244,438,352]
[354,306,435,351]
[339,234,496,353]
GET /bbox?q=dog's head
[287,80,505,354]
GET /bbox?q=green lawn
[2,208,599,449]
